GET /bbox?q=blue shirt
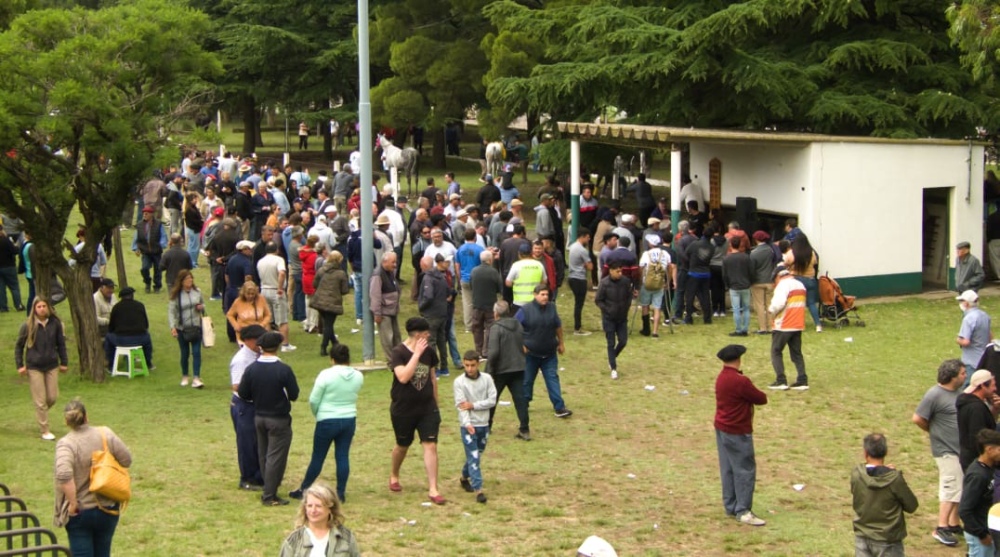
[959,307,993,367]
[455,242,484,283]
[270,188,290,216]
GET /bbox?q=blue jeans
[300,417,356,502]
[715,429,756,516]
[66,506,120,557]
[601,316,627,370]
[446,309,461,368]
[140,252,163,289]
[729,289,751,334]
[461,426,490,491]
[231,395,262,485]
[798,275,822,327]
[292,274,305,321]
[523,353,567,412]
[965,533,994,557]
[185,227,200,268]
[0,266,22,310]
[352,271,363,321]
[177,335,201,377]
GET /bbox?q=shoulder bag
[89,427,130,514]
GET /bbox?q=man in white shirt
[257,242,295,352]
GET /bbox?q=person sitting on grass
[454,350,496,504]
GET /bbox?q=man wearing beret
[238,331,300,506]
[955,241,985,293]
[714,344,768,526]
[229,324,267,491]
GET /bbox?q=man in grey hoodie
[850,433,918,556]
[486,300,531,440]
[534,194,555,239]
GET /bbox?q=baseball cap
[965,369,995,394]
[212,207,225,217]
[957,290,979,304]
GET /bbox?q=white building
[559,123,985,297]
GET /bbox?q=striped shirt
[769,275,806,331]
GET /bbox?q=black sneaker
[144,285,152,293]
[933,527,958,546]
[262,497,290,507]
[554,408,573,418]
[790,382,810,391]
[516,431,532,441]
[459,477,474,493]
[948,525,964,536]
[476,493,488,504]
[239,481,263,491]
[768,381,789,390]
[288,489,303,500]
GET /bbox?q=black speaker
[735,197,758,231]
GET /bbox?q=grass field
[0,158,980,556]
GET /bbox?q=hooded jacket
[487,317,526,375]
[957,392,997,470]
[850,463,918,543]
[309,364,364,421]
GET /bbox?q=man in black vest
[131,206,167,293]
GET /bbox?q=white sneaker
[816,325,823,333]
[738,511,766,526]
[356,318,362,326]
[192,378,204,389]
[573,329,592,336]
[41,432,56,441]
[180,377,190,387]
[281,344,297,352]
[610,369,618,380]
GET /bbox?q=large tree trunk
[432,126,445,169]
[321,120,333,159]
[241,94,257,154]
[255,107,265,148]
[58,263,106,382]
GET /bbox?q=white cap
[957,290,979,303]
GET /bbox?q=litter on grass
[793,484,806,491]
[644,385,656,391]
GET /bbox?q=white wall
[688,140,984,284]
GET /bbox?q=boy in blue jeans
[454,350,497,503]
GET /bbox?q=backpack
[643,253,666,291]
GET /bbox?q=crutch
[663,283,675,335]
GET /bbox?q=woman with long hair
[15,298,68,440]
[168,269,206,388]
[226,280,272,343]
[300,235,320,334]
[183,192,204,268]
[289,344,363,503]
[279,482,360,557]
[54,400,132,557]
[310,251,350,356]
[787,234,823,332]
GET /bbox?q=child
[454,350,497,503]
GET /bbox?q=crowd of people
[7,145,981,557]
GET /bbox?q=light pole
[358,0,375,363]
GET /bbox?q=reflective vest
[511,260,544,305]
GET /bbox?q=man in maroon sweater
[714,344,768,526]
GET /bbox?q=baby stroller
[818,272,865,328]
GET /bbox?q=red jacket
[300,247,318,295]
[714,366,767,435]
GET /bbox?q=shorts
[934,454,963,502]
[391,411,441,447]
[638,285,664,308]
[261,288,289,325]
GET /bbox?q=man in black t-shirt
[387,317,446,505]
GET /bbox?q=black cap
[119,286,136,297]
[239,324,267,341]
[258,331,283,351]
[717,344,747,362]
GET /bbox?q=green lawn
[0,169,973,556]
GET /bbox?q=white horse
[376,134,419,190]
[485,141,505,178]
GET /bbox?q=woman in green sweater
[289,344,363,502]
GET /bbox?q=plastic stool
[111,346,149,378]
